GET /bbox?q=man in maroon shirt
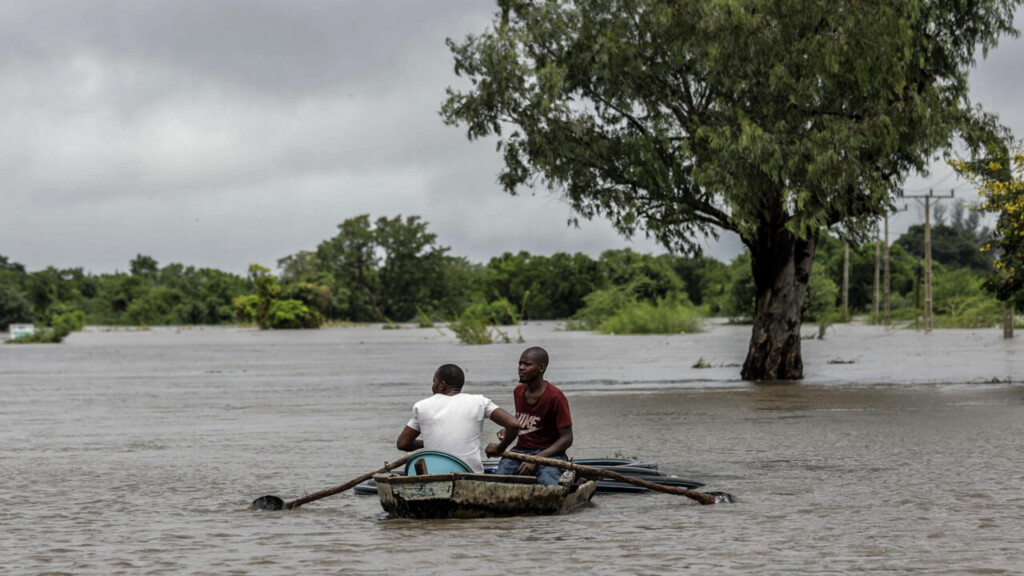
[487,346,574,485]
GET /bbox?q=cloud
[0,1,1019,275]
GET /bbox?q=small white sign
[10,323,35,340]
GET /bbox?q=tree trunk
[741,228,817,381]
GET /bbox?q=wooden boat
[353,457,704,495]
[374,472,597,519]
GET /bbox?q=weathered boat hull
[374,473,597,519]
[353,458,704,495]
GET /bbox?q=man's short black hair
[436,364,465,390]
[522,346,549,366]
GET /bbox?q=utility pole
[884,215,891,324]
[924,195,932,332]
[915,256,922,310]
[1004,305,1014,339]
[905,189,955,333]
[873,227,880,317]
[842,241,850,317]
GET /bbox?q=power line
[905,170,957,193]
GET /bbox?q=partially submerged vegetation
[0,204,1016,344]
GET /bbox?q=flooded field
[2,322,1022,575]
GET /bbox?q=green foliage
[282,282,333,316]
[723,253,755,320]
[313,214,460,322]
[461,298,520,326]
[447,316,495,345]
[125,286,184,325]
[8,328,63,344]
[671,255,731,310]
[931,266,1003,328]
[599,250,684,302]
[951,148,1024,308]
[249,264,281,329]
[447,294,527,345]
[0,215,1012,336]
[233,294,259,324]
[442,0,1022,378]
[595,297,704,335]
[266,299,324,329]
[565,287,635,331]
[896,223,993,273]
[804,267,839,323]
[0,283,32,330]
[415,307,436,328]
[568,283,703,335]
[242,265,323,330]
[52,309,86,334]
[7,308,85,344]
[482,251,604,319]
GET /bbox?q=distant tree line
[0,208,1008,340]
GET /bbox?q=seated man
[397,363,519,473]
[490,347,573,485]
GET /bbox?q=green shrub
[125,286,184,325]
[932,294,1003,328]
[447,316,494,344]
[461,298,519,325]
[566,287,633,331]
[53,310,86,334]
[7,309,84,344]
[803,268,839,322]
[266,299,323,329]
[8,328,64,344]
[233,294,259,324]
[596,298,704,335]
[283,282,333,315]
[416,307,435,328]
[0,284,32,330]
[446,296,526,344]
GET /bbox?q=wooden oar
[500,451,729,505]
[250,450,422,511]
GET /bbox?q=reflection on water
[1,322,1022,575]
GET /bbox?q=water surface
[2,322,1021,574]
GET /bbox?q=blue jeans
[495,449,568,486]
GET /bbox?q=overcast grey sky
[2,1,1022,275]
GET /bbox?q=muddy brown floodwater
[2,321,1021,575]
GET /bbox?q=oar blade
[706,491,736,504]
[250,495,286,511]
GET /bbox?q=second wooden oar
[250,449,423,511]
[500,451,730,505]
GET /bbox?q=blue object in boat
[404,450,473,476]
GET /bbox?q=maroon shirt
[511,381,572,451]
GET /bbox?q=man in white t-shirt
[397,364,520,473]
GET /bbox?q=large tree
[314,214,458,322]
[442,0,1020,379]
[952,147,1024,308]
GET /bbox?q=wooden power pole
[924,195,933,332]
[884,215,891,324]
[905,189,954,333]
[873,227,880,317]
[842,241,850,317]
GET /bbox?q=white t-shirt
[406,392,499,473]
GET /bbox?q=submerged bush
[447,296,525,344]
[232,294,259,324]
[447,316,494,344]
[564,288,634,331]
[7,309,85,344]
[266,299,323,329]
[567,286,704,335]
[596,298,705,335]
[932,295,1003,328]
